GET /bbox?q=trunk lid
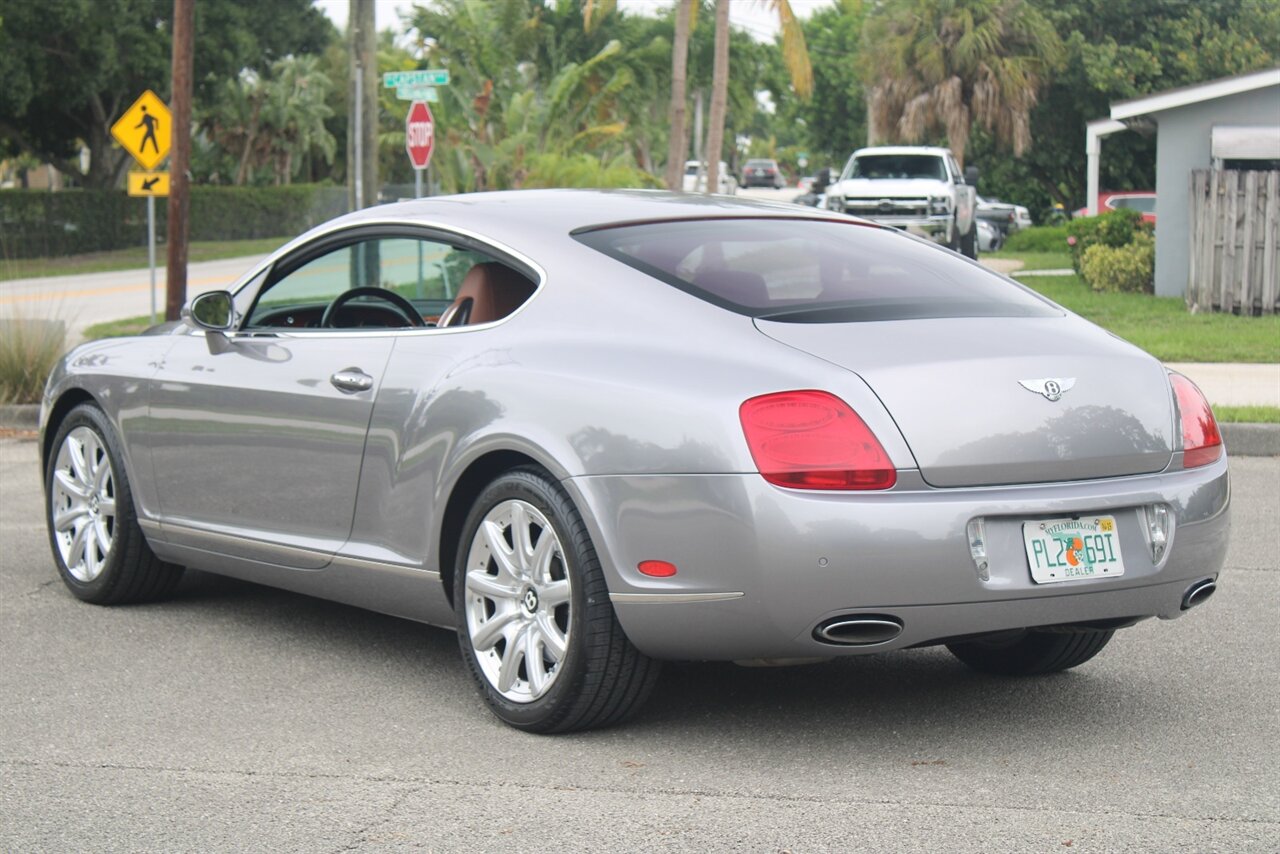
[755,316,1175,487]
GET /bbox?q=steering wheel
[321,287,426,328]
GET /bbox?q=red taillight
[739,390,896,490]
[1169,373,1222,468]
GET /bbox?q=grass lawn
[988,249,1072,270]
[83,315,159,339]
[1017,274,1280,363]
[1213,405,1280,423]
[1,236,287,281]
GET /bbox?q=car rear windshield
[573,218,1060,323]
[746,160,775,167]
[848,154,946,181]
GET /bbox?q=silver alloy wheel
[50,426,117,582]
[463,499,572,703]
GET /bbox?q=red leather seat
[438,262,536,328]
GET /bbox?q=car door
[148,229,457,568]
[948,153,976,236]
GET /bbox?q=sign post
[112,91,172,325]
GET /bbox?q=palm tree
[704,0,813,194]
[663,0,694,190]
[862,0,1064,166]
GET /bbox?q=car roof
[851,146,951,157]
[326,189,847,247]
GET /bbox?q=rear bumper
[566,458,1230,661]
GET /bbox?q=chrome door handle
[330,369,374,393]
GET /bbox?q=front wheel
[454,468,660,732]
[947,628,1113,676]
[45,403,183,604]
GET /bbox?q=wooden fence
[1188,169,1280,314]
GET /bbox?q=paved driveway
[1,436,1276,852]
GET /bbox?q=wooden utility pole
[165,0,194,320]
[348,0,378,210]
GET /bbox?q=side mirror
[964,165,980,187]
[186,291,235,332]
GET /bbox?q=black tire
[947,628,1113,676]
[960,221,979,259]
[453,467,660,733]
[45,403,183,604]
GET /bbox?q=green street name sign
[396,85,440,102]
[383,69,450,88]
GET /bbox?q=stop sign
[405,100,434,170]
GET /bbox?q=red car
[1076,191,1156,223]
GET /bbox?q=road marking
[0,273,241,306]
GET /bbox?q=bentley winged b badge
[1019,377,1076,402]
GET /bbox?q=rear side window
[573,218,1060,323]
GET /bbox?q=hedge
[1002,224,1069,253]
[0,184,349,260]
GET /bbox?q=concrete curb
[1221,423,1280,457]
[0,404,38,428]
[3,403,1276,454]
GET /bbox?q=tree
[703,0,813,193]
[862,0,1064,166]
[0,0,333,188]
[974,0,1279,214]
[408,0,664,193]
[663,0,694,189]
[704,0,730,194]
[198,56,335,186]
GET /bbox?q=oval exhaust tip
[814,615,903,646]
[1182,579,1217,611]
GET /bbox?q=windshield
[573,218,1060,323]
[848,154,947,181]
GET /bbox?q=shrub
[1079,231,1154,293]
[1066,208,1149,273]
[1002,224,1069,253]
[0,313,67,404]
[0,185,348,260]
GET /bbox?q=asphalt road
[1,439,1277,853]
[0,255,267,342]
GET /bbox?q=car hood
[834,178,946,198]
[755,315,1175,487]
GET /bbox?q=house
[1085,68,1280,298]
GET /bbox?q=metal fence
[1188,169,1280,314]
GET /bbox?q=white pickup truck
[825,145,979,258]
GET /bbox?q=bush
[0,185,348,260]
[0,314,67,404]
[1079,231,1154,293]
[1066,208,1149,273]
[1002,225,1069,253]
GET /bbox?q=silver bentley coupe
[40,190,1229,732]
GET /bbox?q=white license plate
[1022,516,1125,584]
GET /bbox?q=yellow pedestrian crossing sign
[111,90,171,171]
[128,171,170,197]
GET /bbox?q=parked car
[976,195,1032,235]
[1075,191,1157,223]
[825,146,979,258]
[41,190,1227,733]
[742,158,785,188]
[977,218,1003,252]
[682,160,738,195]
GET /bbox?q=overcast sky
[313,0,835,44]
